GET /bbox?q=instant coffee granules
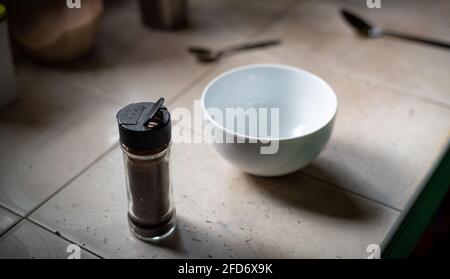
[116,98,175,241]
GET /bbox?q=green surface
[0,4,6,22]
[382,143,450,259]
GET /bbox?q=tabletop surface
[0,0,449,259]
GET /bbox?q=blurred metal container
[0,4,17,110]
[139,0,187,30]
[9,0,103,64]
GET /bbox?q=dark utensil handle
[384,31,450,49]
[223,39,282,54]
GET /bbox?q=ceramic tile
[31,141,399,259]
[0,66,122,216]
[303,69,450,210]
[170,50,450,210]
[31,0,296,105]
[256,0,450,106]
[0,207,20,236]
[0,220,98,259]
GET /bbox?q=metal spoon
[188,39,281,63]
[341,9,450,49]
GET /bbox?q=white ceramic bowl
[201,64,337,176]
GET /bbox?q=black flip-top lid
[116,99,171,150]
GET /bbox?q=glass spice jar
[116,98,175,241]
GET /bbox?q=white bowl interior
[203,64,337,139]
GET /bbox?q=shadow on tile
[244,171,376,221]
[302,138,408,210]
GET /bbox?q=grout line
[0,216,24,240]
[300,171,402,212]
[1,143,120,256]
[0,140,117,257]
[24,142,120,220]
[334,66,450,111]
[25,218,105,259]
[0,205,24,239]
[0,204,22,218]
[0,206,24,239]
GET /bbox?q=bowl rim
[201,63,338,141]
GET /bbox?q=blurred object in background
[0,3,16,110]
[8,0,103,63]
[139,0,187,30]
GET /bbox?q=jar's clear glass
[121,143,175,242]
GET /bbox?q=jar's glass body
[121,143,175,241]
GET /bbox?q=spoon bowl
[188,47,221,63]
[188,39,281,63]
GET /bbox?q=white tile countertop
[0,0,449,258]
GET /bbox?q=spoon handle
[222,39,281,54]
[384,31,450,49]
